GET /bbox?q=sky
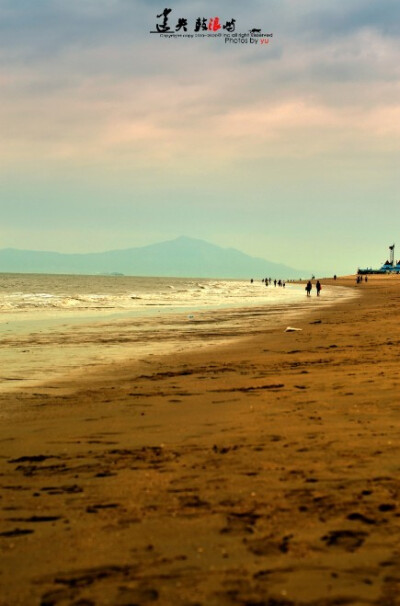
[0,0,399,275]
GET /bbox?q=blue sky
[0,0,399,274]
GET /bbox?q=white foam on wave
[0,275,313,317]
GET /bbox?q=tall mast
[389,244,395,266]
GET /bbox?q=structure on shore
[358,244,400,275]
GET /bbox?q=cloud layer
[0,1,399,273]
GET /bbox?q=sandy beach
[1,275,400,606]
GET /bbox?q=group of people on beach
[250,278,286,287]
[250,277,322,295]
[266,278,286,288]
[305,280,321,296]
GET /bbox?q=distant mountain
[0,236,308,279]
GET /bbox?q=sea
[0,273,355,394]
[0,274,311,317]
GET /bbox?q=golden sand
[1,275,400,605]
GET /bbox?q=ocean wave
[0,276,308,315]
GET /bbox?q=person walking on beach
[306,280,312,296]
[316,280,321,296]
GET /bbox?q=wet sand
[0,285,349,394]
[1,275,400,605]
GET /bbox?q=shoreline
[1,276,400,605]
[0,283,354,395]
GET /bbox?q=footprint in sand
[7,515,61,523]
[221,512,260,535]
[0,528,34,537]
[321,529,368,551]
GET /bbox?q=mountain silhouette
[0,236,307,279]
